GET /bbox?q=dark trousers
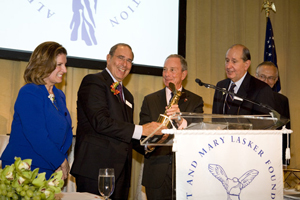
[145,162,175,200]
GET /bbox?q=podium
[141,113,291,200]
[140,112,290,146]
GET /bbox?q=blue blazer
[1,84,73,175]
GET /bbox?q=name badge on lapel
[125,100,132,108]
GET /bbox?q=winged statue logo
[208,164,259,200]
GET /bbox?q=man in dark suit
[70,43,163,200]
[140,54,204,200]
[256,61,291,165]
[212,44,276,116]
[255,61,290,125]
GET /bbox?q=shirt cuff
[133,125,143,140]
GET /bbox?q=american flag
[264,17,281,92]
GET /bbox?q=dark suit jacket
[140,88,204,188]
[273,92,290,128]
[273,92,291,164]
[70,70,143,194]
[212,73,276,115]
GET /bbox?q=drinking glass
[98,168,115,200]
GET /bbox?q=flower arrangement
[0,157,64,200]
[110,82,120,95]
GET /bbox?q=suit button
[125,148,128,151]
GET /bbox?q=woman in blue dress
[1,41,73,179]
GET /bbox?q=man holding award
[139,54,204,200]
[71,43,163,199]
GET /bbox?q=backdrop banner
[174,129,287,200]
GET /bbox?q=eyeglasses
[256,74,277,82]
[115,55,133,65]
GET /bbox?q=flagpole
[261,1,281,93]
[261,1,290,167]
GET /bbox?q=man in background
[255,61,290,125]
[256,61,291,165]
[140,54,204,200]
[212,44,276,116]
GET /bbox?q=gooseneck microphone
[195,78,217,90]
[195,78,280,119]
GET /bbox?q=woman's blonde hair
[24,41,67,84]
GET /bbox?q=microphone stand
[195,78,281,122]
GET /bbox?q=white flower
[18,161,30,170]
[18,176,26,184]
[6,171,14,180]
[48,94,55,103]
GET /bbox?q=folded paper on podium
[140,112,289,146]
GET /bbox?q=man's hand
[165,105,180,116]
[142,122,166,136]
[165,105,184,127]
[156,133,170,144]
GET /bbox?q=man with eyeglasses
[256,61,279,89]
[256,61,291,165]
[71,43,164,199]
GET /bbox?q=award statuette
[157,82,182,128]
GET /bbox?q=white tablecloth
[284,189,300,199]
[56,192,103,200]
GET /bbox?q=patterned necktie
[169,92,174,104]
[224,83,236,114]
[117,83,124,103]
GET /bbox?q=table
[55,192,103,200]
[284,189,300,200]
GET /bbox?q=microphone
[195,78,216,89]
[195,78,280,119]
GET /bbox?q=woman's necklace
[48,94,58,110]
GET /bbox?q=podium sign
[173,129,291,200]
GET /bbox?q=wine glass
[98,168,115,200]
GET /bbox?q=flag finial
[261,1,276,18]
